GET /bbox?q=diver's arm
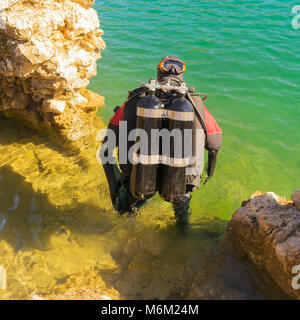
[202,104,222,183]
[100,120,121,208]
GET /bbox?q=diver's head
[157,56,186,85]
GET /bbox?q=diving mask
[159,58,186,75]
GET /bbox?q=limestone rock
[0,0,20,11]
[43,99,66,114]
[10,91,31,110]
[69,93,88,107]
[0,0,105,142]
[229,191,300,300]
[73,0,95,9]
[292,190,300,211]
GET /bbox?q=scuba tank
[130,81,163,200]
[130,79,195,202]
[159,88,195,203]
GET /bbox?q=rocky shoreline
[229,191,300,300]
[0,0,105,144]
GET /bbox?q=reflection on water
[0,117,287,300]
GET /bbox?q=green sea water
[91,0,300,221]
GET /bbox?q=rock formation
[292,190,300,211]
[0,0,105,142]
[229,191,300,300]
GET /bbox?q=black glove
[203,150,219,184]
[207,150,218,178]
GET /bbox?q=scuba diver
[100,56,222,226]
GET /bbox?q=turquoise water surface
[90,0,300,221]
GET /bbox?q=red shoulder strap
[204,106,222,135]
[109,104,125,126]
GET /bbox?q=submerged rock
[43,267,120,300]
[31,295,45,300]
[0,0,105,143]
[0,265,6,290]
[229,191,300,300]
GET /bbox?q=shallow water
[0,118,287,300]
[0,0,299,299]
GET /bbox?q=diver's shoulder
[188,88,200,96]
[188,89,207,102]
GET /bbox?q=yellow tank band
[137,107,194,121]
[132,152,161,165]
[136,107,164,118]
[160,155,191,167]
[133,152,191,167]
[166,110,194,121]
